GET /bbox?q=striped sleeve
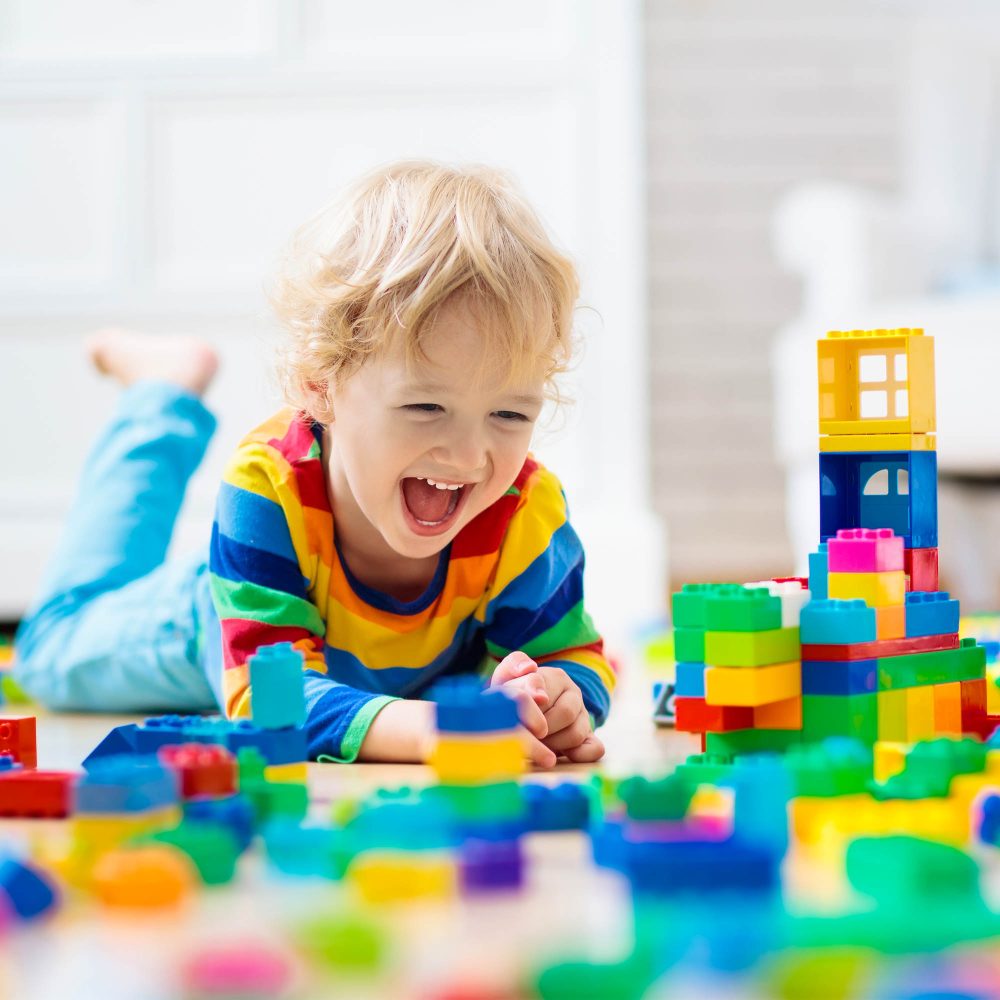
[482,465,616,726]
[209,426,395,760]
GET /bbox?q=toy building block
[877,689,909,742]
[83,724,140,768]
[703,627,800,668]
[91,843,196,908]
[905,685,936,742]
[74,756,180,815]
[961,678,988,737]
[799,599,876,645]
[819,431,936,453]
[704,661,800,707]
[877,639,985,691]
[817,328,935,437]
[157,744,238,799]
[801,694,877,744]
[703,586,782,632]
[674,661,706,697]
[819,451,938,550]
[0,855,59,922]
[248,642,307,730]
[432,680,519,735]
[0,771,78,819]
[743,578,811,628]
[618,773,694,821]
[460,837,523,894]
[429,735,524,784]
[674,697,754,733]
[143,822,240,885]
[873,742,908,783]
[876,604,906,641]
[802,658,877,696]
[0,717,37,769]
[671,583,735,629]
[802,632,959,662]
[931,682,963,737]
[904,591,960,638]
[828,570,906,608]
[828,528,905,573]
[905,546,939,592]
[808,545,829,600]
[753,694,802,730]
[522,782,592,832]
[348,853,455,904]
[705,727,802,759]
[784,739,874,797]
[225,722,307,767]
[673,627,705,663]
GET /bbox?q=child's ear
[305,379,334,423]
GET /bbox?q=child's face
[325,297,546,563]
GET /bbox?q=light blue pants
[14,382,221,713]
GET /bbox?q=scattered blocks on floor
[248,642,308,730]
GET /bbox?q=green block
[536,958,652,1000]
[671,583,736,629]
[704,627,800,667]
[784,738,873,797]
[878,639,986,690]
[141,822,239,885]
[421,782,525,822]
[673,627,705,663]
[242,778,308,824]
[706,728,802,758]
[673,752,734,785]
[801,694,877,745]
[873,737,988,800]
[618,773,694,821]
[704,586,782,632]
[297,911,388,972]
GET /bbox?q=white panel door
[0,0,663,645]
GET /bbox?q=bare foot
[86,328,219,397]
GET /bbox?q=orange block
[876,605,906,641]
[753,696,802,730]
[933,681,963,737]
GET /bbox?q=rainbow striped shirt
[208,408,614,761]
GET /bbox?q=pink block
[827,528,904,573]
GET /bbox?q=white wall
[0,0,664,645]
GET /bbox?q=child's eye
[404,404,443,414]
[494,410,529,422]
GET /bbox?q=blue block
[523,782,591,831]
[226,722,307,766]
[263,820,353,879]
[904,591,960,639]
[429,678,519,733]
[808,545,829,600]
[819,451,938,549]
[984,641,1000,664]
[624,838,780,896]
[185,794,255,853]
[802,658,878,696]
[74,756,179,814]
[0,856,59,921]
[132,715,208,754]
[82,724,139,769]
[675,661,706,697]
[979,794,1000,845]
[249,642,307,730]
[800,599,876,645]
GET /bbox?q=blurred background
[5,0,1000,649]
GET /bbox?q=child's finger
[500,672,549,709]
[540,689,580,734]
[562,733,605,764]
[520,728,558,769]
[490,651,538,687]
[509,687,549,739]
[541,709,592,753]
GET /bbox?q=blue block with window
[819,450,937,549]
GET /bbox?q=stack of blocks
[673,328,993,753]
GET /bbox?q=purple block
[460,839,524,894]
[827,528,904,573]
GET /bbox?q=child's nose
[431,427,487,477]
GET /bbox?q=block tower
[673,327,993,755]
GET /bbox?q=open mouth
[400,477,471,536]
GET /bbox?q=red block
[904,547,939,593]
[801,633,959,662]
[675,697,754,734]
[772,577,809,589]
[158,743,237,799]
[0,771,77,818]
[0,717,37,769]
[960,678,990,738]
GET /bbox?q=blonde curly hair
[270,161,580,423]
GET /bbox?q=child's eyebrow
[401,380,543,408]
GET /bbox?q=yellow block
[872,742,908,783]
[817,328,936,437]
[704,661,800,708]
[264,762,308,784]
[819,432,936,453]
[349,852,455,904]
[989,663,1000,715]
[875,605,906,641]
[429,735,525,784]
[753,695,802,730]
[878,689,908,742]
[71,806,181,856]
[906,685,936,742]
[828,571,905,608]
[932,681,963,737]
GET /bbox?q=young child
[14,161,614,766]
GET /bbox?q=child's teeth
[423,478,461,490]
